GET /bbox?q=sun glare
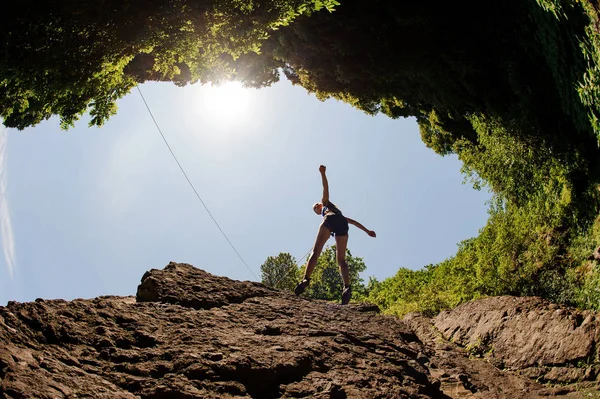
[199,81,253,128]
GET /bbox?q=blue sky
[0,77,491,305]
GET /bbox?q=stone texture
[434,296,600,370]
[404,312,597,398]
[136,264,277,309]
[0,262,441,399]
[3,263,600,399]
[408,295,600,397]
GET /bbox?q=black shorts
[324,214,349,236]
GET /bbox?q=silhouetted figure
[295,165,376,305]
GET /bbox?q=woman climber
[294,165,376,305]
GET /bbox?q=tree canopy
[261,247,368,302]
[0,0,339,129]
[260,253,300,292]
[4,0,600,315]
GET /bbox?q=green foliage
[566,215,600,310]
[275,0,340,28]
[352,276,380,303]
[365,2,600,315]
[573,0,600,139]
[367,190,597,317]
[367,256,483,318]
[260,252,300,291]
[367,267,436,317]
[260,247,370,303]
[6,0,600,318]
[575,266,600,310]
[457,115,584,214]
[367,177,591,317]
[464,336,492,358]
[256,4,600,310]
[0,0,326,129]
[418,111,460,156]
[536,0,582,19]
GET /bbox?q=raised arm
[346,217,377,237]
[319,165,329,205]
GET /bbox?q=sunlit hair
[313,202,321,215]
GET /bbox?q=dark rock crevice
[213,354,315,398]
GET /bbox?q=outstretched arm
[346,217,376,237]
[319,165,329,205]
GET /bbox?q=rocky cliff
[1,262,599,398]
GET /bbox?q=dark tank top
[322,202,342,217]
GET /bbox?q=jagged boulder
[403,301,600,398]
[136,263,278,309]
[433,296,600,385]
[0,262,442,399]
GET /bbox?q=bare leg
[334,234,350,287]
[303,222,331,279]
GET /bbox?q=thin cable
[134,84,258,281]
[297,248,312,265]
[270,246,313,289]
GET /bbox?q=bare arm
[346,217,376,237]
[319,165,329,205]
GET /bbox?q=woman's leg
[334,234,350,287]
[303,222,331,279]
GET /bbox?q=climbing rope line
[97,3,258,281]
[269,246,313,289]
[297,248,312,266]
[133,84,259,281]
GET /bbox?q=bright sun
[199,81,253,128]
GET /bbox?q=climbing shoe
[294,278,310,296]
[341,286,352,305]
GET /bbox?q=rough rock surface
[0,262,441,399]
[435,297,600,379]
[403,296,600,398]
[2,263,600,399]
